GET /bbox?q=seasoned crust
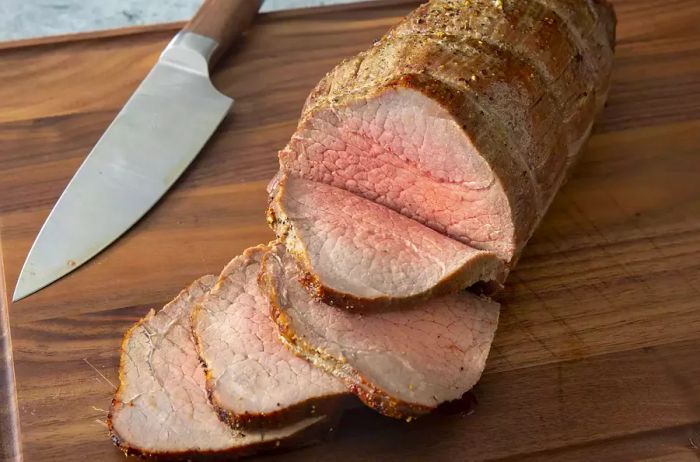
[205,389,353,432]
[109,416,337,462]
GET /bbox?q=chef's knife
[13,0,263,302]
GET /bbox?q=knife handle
[184,0,263,67]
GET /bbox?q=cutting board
[1,1,699,460]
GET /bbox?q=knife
[13,0,263,302]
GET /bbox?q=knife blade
[13,0,262,302]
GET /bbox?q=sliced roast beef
[108,276,333,458]
[191,245,349,428]
[261,244,500,419]
[278,0,615,265]
[268,175,502,309]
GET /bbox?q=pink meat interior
[280,87,516,260]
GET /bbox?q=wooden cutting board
[1,1,699,460]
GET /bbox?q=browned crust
[189,245,351,430]
[107,314,148,453]
[260,249,438,420]
[387,1,586,203]
[208,394,353,432]
[303,0,615,140]
[268,174,505,311]
[110,410,338,461]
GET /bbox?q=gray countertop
[0,0,367,42]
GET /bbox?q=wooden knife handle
[183,0,262,67]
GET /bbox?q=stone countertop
[0,0,367,42]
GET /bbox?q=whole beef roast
[109,276,332,458]
[260,244,500,419]
[268,175,503,309]
[191,245,349,429]
[278,0,615,265]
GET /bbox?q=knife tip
[11,274,36,302]
[11,286,28,303]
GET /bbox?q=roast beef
[277,0,615,265]
[191,245,349,428]
[109,276,333,457]
[109,0,618,453]
[268,175,503,309]
[260,244,500,419]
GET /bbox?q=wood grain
[0,0,699,460]
[0,242,21,461]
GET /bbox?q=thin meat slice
[268,175,503,309]
[108,276,332,458]
[261,244,500,419]
[191,245,349,429]
[278,0,616,265]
